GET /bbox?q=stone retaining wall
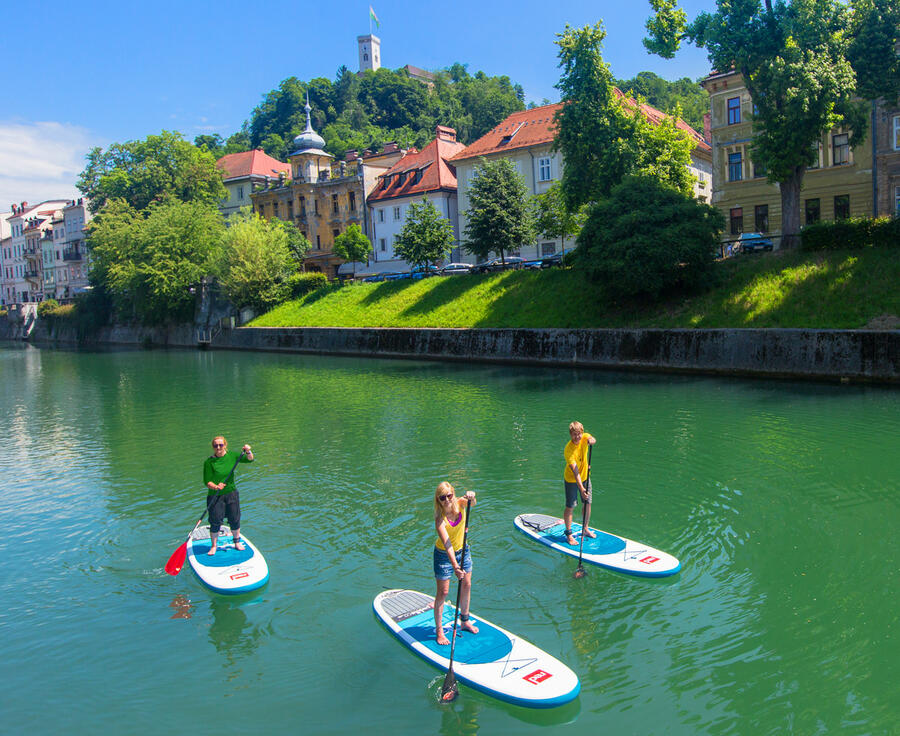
[6,321,899,383]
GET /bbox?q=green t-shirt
[203,450,252,496]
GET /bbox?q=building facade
[365,126,466,272]
[216,149,292,218]
[251,97,403,278]
[701,70,893,244]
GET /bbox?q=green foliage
[554,23,695,211]
[245,65,525,161]
[533,184,586,253]
[573,176,724,300]
[78,131,227,214]
[393,199,455,268]
[215,211,296,311]
[87,198,225,324]
[463,158,536,263]
[614,71,708,132]
[285,272,328,298]
[37,299,60,317]
[800,217,900,251]
[332,224,373,273]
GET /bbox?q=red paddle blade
[165,541,188,576]
[440,671,458,702]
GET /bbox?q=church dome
[291,95,328,154]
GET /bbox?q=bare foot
[233,539,246,551]
[436,631,450,646]
[566,534,577,546]
[461,619,479,634]
[584,529,597,539]
[207,547,217,556]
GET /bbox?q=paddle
[574,444,593,580]
[165,449,246,576]
[440,498,473,703]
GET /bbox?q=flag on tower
[369,5,380,29]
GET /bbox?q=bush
[801,217,900,251]
[572,176,724,301]
[286,272,328,299]
[37,299,60,317]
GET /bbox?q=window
[273,202,279,217]
[333,229,340,239]
[238,186,244,200]
[727,97,741,125]
[753,159,766,178]
[314,199,319,215]
[809,141,822,169]
[349,192,356,211]
[316,235,321,249]
[380,238,386,252]
[728,152,743,182]
[893,116,900,150]
[894,185,900,216]
[729,207,743,235]
[393,206,401,221]
[541,242,556,256]
[299,197,306,215]
[364,53,368,61]
[332,194,339,212]
[538,157,551,182]
[832,133,850,166]
[755,205,769,233]
[805,198,820,224]
[834,195,850,220]
[378,209,384,223]
[413,169,422,184]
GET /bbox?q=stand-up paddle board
[373,589,580,708]
[186,525,269,594]
[514,513,680,577]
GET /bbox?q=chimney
[703,113,711,144]
[436,126,457,142]
[383,142,399,154]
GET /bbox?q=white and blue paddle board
[373,589,580,708]
[186,525,269,594]
[515,513,680,577]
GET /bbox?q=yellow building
[701,70,885,246]
[251,96,403,278]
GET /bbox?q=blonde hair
[569,421,584,434]
[434,481,459,519]
[212,435,227,447]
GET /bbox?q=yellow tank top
[434,505,466,552]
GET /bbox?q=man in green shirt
[203,436,254,555]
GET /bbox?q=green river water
[1,343,898,735]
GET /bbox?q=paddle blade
[440,671,459,702]
[165,541,188,576]
[574,565,586,579]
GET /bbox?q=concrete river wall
[5,320,898,383]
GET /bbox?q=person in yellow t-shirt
[563,421,596,546]
[433,481,478,645]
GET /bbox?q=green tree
[393,199,455,269]
[533,183,588,255]
[194,134,225,157]
[573,176,724,300]
[554,23,696,212]
[332,224,373,276]
[614,71,708,132]
[216,211,296,312]
[77,131,227,214]
[87,198,225,324]
[644,0,900,247]
[463,158,536,264]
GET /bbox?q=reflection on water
[2,344,899,735]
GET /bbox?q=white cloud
[0,121,100,210]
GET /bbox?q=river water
[1,343,897,735]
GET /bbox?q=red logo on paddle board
[640,556,660,565]
[229,572,249,580]
[523,669,552,685]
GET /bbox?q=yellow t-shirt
[564,433,593,482]
[434,503,467,552]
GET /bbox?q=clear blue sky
[0,0,713,207]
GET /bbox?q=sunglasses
[439,494,453,502]
[213,443,225,448]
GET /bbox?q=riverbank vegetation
[250,245,899,330]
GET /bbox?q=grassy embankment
[249,247,900,329]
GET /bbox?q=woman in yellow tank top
[433,481,478,645]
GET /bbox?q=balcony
[24,269,40,280]
[63,250,83,261]
[23,246,38,256]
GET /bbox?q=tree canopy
[554,23,696,212]
[332,224,373,274]
[463,158,536,263]
[614,71,708,132]
[393,199,455,268]
[78,131,226,214]
[644,0,900,245]
[532,184,587,254]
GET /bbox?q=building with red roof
[216,149,292,218]
[365,125,466,269]
[450,99,713,261]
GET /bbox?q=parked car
[384,271,412,281]
[439,262,473,276]
[470,256,526,274]
[410,264,441,279]
[538,252,566,268]
[735,232,774,253]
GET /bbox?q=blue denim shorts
[433,545,472,580]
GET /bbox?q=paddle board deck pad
[373,589,580,708]
[514,513,680,577]
[186,525,269,594]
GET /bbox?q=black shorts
[564,479,592,508]
[207,490,241,533]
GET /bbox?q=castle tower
[357,34,381,72]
